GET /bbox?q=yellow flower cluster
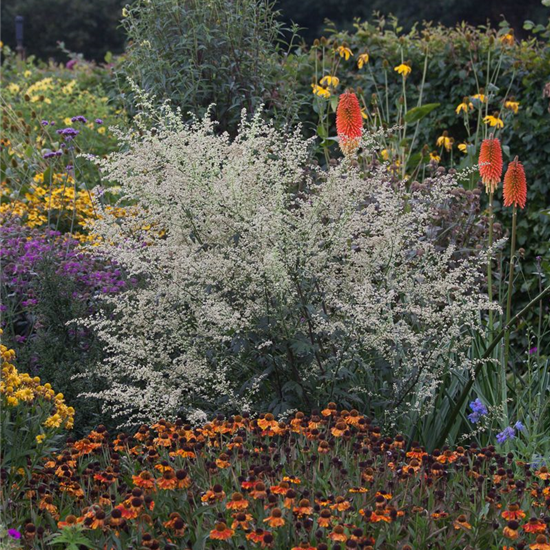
[1,173,96,240]
[1,340,74,430]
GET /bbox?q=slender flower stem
[504,205,517,369]
[487,191,494,333]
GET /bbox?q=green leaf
[317,124,328,139]
[404,103,440,124]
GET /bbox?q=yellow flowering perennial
[311,83,330,98]
[336,45,353,60]
[1,340,75,430]
[319,75,340,88]
[394,63,411,77]
[357,53,369,69]
[1,173,96,240]
[504,100,519,114]
[483,114,504,128]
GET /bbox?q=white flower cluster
[81,102,498,427]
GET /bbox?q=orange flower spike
[336,91,363,156]
[503,156,527,209]
[478,135,503,193]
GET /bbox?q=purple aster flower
[71,115,88,124]
[41,120,49,126]
[496,426,516,444]
[8,529,22,539]
[514,421,526,432]
[95,118,103,124]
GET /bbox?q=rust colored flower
[531,535,550,550]
[503,520,520,540]
[231,512,253,531]
[133,471,156,490]
[336,91,363,156]
[503,157,527,209]
[502,505,526,521]
[257,413,278,431]
[249,481,268,500]
[263,508,285,528]
[57,515,81,529]
[317,509,333,527]
[523,518,547,534]
[453,515,472,530]
[227,492,249,510]
[293,498,313,517]
[478,136,503,193]
[210,522,234,540]
[328,525,348,542]
[156,469,177,490]
[330,496,351,511]
[331,422,348,437]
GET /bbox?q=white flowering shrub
[82,98,496,428]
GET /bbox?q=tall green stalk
[487,191,494,333]
[504,206,518,369]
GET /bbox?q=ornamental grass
[3,406,550,550]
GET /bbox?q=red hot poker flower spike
[503,156,527,209]
[336,91,363,156]
[478,136,503,193]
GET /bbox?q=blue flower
[496,426,515,444]
[514,421,526,432]
[468,398,488,423]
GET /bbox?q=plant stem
[487,191,494,333]
[504,206,517,370]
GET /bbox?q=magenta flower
[8,529,22,539]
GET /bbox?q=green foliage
[120,0,307,133]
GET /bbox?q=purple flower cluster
[0,222,130,320]
[71,115,88,124]
[467,398,488,424]
[43,150,63,159]
[56,127,80,140]
[496,421,526,444]
[496,426,516,444]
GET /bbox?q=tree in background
[277,0,548,42]
[1,0,125,61]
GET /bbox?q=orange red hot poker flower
[503,156,527,209]
[336,91,363,156]
[478,136,503,193]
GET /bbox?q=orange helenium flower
[210,522,234,540]
[503,157,527,209]
[478,136,503,193]
[336,91,363,156]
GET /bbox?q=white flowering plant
[80,94,497,437]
